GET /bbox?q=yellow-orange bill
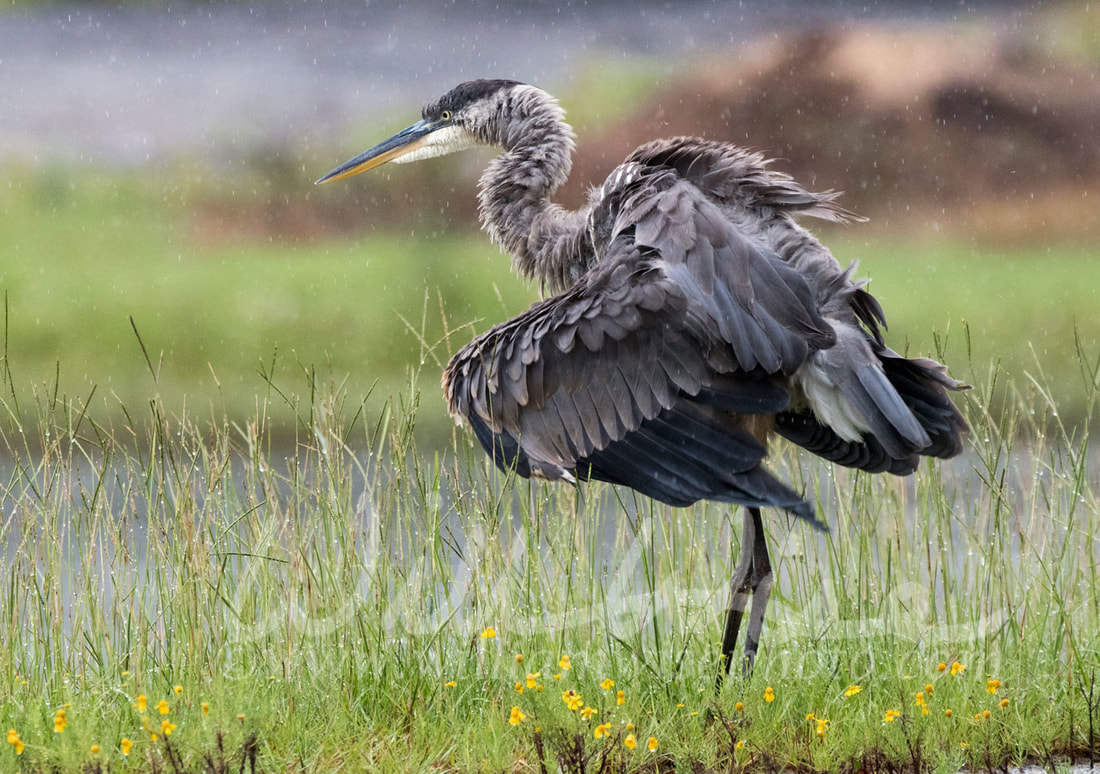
[315,119,433,184]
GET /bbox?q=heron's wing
[445,178,834,525]
[773,339,969,474]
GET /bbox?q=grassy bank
[2,345,1099,772]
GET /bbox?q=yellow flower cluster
[498,652,661,753]
[7,729,25,755]
[562,689,584,711]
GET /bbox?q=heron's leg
[740,507,773,677]
[715,507,758,691]
[715,507,773,691]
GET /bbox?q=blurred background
[1,0,1097,448]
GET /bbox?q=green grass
[0,165,542,447]
[1,340,1099,772]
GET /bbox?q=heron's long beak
[315,119,438,184]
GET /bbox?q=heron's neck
[477,89,592,292]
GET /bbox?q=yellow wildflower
[6,730,18,745]
[626,723,635,732]
[201,701,210,715]
[444,680,456,688]
[526,672,541,689]
[735,701,744,713]
[514,681,524,695]
[160,720,177,736]
[515,653,524,665]
[581,706,598,720]
[508,706,525,726]
[843,685,861,698]
[937,662,947,673]
[986,679,1002,694]
[624,733,637,750]
[236,713,245,722]
[884,709,901,723]
[815,717,829,740]
[156,700,170,715]
[983,709,991,719]
[676,703,684,709]
[480,626,497,639]
[736,740,746,750]
[120,738,133,755]
[915,692,926,706]
[54,709,67,733]
[945,709,953,717]
[135,694,147,713]
[594,722,612,739]
[553,673,562,680]
[950,661,965,676]
[1000,698,1009,708]
[562,689,583,711]
[559,654,572,671]
[647,736,659,751]
[763,686,775,702]
[924,683,934,695]
[616,689,626,706]
[600,678,615,691]
[173,685,183,694]
[90,744,101,754]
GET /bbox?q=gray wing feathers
[443,171,835,521]
[445,136,967,520]
[629,178,834,374]
[846,365,932,457]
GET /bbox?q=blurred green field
[1,166,1097,449]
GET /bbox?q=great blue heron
[317,79,968,685]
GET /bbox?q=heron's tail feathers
[777,344,968,475]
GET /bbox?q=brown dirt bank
[195,14,1100,246]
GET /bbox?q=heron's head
[316,79,558,185]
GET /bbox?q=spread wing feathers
[444,176,836,524]
[617,174,836,373]
[877,347,970,459]
[574,400,820,527]
[775,342,969,474]
[773,411,920,475]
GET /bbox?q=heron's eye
[440,110,452,121]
